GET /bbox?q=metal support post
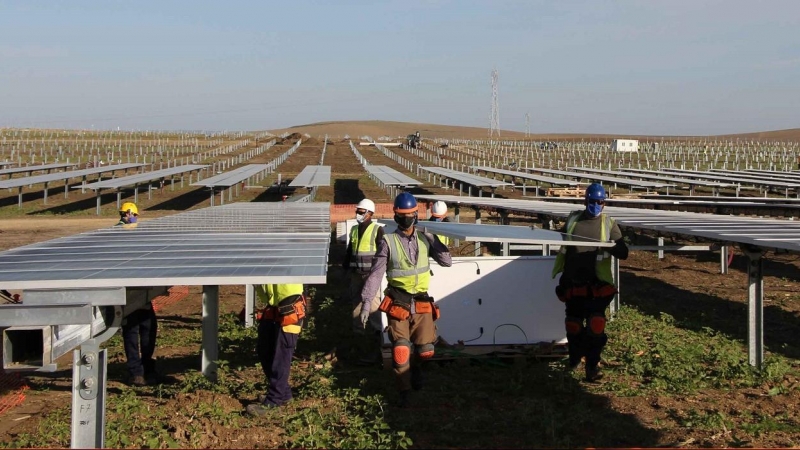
[71,343,107,449]
[474,208,481,257]
[609,257,621,319]
[95,191,101,215]
[658,237,664,260]
[744,248,764,368]
[721,245,729,274]
[245,284,255,328]
[202,285,219,380]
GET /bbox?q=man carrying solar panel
[552,183,629,382]
[359,192,452,408]
[343,198,385,366]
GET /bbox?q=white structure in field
[611,139,639,152]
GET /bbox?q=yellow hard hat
[120,202,138,215]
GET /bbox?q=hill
[270,120,800,141]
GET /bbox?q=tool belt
[261,294,307,327]
[379,286,440,321]
[555,283,617,303]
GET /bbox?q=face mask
[395,214,417,230]
[431,217,443,222]
[586,202,603,217]
[355,213,366,224]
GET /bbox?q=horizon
[1,1,799,135]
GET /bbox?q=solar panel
[413,194,800,252]
[0,162,79,176]
[0,163,145,189]
[378,220,614,247]
[0,202,331,289]
[366,165,422,186]
[289,165,331,187]
[420,167,512,187]
[628,168,800,192]
[526,167,673,189]
[79,165,207,190]
[471,166,583,187]
[192,164,271,188]
[572,166,734,188]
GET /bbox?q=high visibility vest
[257,284,304,307]
[385,231,430,294]
[551,211,615,284]
[349,222,379,273]
[435,234,450,247]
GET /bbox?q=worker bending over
[117,202,139,228]
[247,283,307,415]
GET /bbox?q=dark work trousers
[256,319,300,406]
[122,306,158,378]
[564,295,611,369]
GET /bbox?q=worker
[246,283,307,415]
[552,183,628,382]
[429,200,450,246]
[114,202,161,386]
[343,198,385,365]
[117,202,139,228]
[360,192,451,407]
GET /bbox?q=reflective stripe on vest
[350,222,379,273]
[257,283,304,306]
[385,231,430,294]
[435,233,450,247]
[551,211,615,284]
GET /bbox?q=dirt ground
[1,133,800,448]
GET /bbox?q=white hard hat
[431,201,448,218]
[356,199,375,213]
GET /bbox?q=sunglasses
[587,200,605,205]
[355,209,368,215]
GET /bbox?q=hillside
[270,120,800,141]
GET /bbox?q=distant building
[611,139,639,152]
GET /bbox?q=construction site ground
[0,135,799,448]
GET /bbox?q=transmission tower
[489,69,500,137]
[525,112,530,137]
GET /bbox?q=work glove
[359,306,370,329]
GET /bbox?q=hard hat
[585,183,606,201]
[120,202,138,215]
[356,198,375,213]
[393,192,418,213]
[431,201,448,218]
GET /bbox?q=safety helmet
[393,192,418,214]
[584,183,606,202]
[120,202,138,215]
[431,201,448,218]
[356,198,375,213]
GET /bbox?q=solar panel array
[0,202,331,289]
[414,194,800,252]
[192,164,271,188]
[0,163,145,189]
[569,166,734,189]
[79,165,207,190]
[525,167,673,190]
[471,166,583,187]
[0,162,79,176]
[289,165,331,187]
[420,166,512,187]
[366,165,422,186]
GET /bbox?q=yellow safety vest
[349,222,379,273]
[435,234,450,247]
[385,231,430,294]
[256,284,304,334]
[551,211,615,284]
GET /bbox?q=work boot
[411,366,425,391]
[129,375,147,387]
[396,390,411,408]
[585,366,604,383]
[246,402,281,417]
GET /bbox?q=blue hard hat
[393,192,418,213]
[585,183,606,201]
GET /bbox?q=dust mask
[356,213,366,224]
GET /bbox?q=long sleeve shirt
[360,228,452,309]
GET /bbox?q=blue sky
[1,1,798,135]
